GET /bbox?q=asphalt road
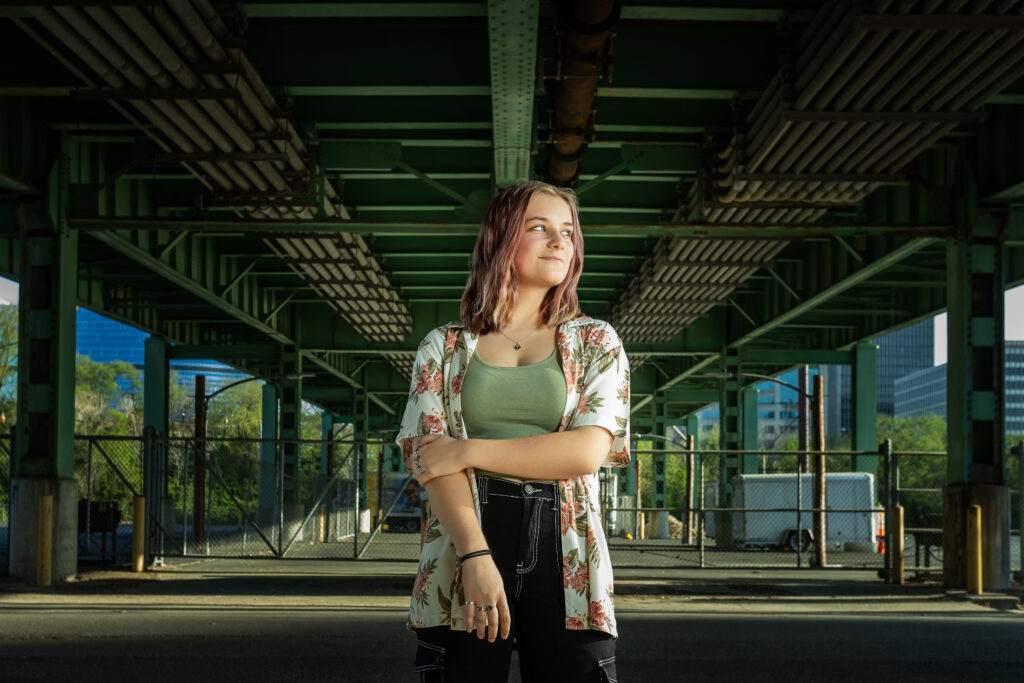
[1,597,1023,682]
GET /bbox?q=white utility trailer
[706,472,878,551]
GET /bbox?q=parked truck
[705,472,878,551]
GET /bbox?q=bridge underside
[1,1,1023,587]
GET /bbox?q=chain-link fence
[153,435,422,561]
[891,442,1024,577]
[605,443,1024,573]
[75,435,144,563]
[2,432,1020,572]
[606,447,889,569]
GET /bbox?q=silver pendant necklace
[499,327,540,351]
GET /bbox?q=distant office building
[893,365,946,419]
[895,340,1024,436]
[77,308,246,395]
[875,319,934,416]
[821,318,935,442]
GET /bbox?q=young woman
[396,180,631,682]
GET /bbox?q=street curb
[945,590,1021,610]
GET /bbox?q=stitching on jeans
[487,492,523,499]
[519,501,542,574]
[478,476,487,505]
[418,641,446,654]
[598,655,617,683]
[413,640,447,674]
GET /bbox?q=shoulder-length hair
[460,180,584,335]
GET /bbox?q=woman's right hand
[460,555,511,642]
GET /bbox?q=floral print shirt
[395,316,631,637]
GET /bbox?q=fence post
[685,435,695,544]
[893,504,905,585]
[812,374,826,568]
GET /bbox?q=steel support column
[852,341,878,474]
[143,335,169,562]
[741,385,759,461]
[353,386,370,533]
[944,210,1010,590]
[718,349,742,503]
[257,381,278,528]
[9,196,78,583]
[651,391,667,509]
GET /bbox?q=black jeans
[414,477,617,682]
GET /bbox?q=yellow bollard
[37,494,53,587]
[132,496,146,573]
[894,506,905,585]
[967,504,982,595]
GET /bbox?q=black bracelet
[459,549,492,563]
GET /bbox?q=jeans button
[524,484,536,495]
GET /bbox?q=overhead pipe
[545,0,620,186]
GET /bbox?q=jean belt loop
[478,476,488,504]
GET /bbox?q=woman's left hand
[410,434,473,484]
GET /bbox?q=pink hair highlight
[460,181,584,335]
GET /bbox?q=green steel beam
[740,349,854,365]
[238,4,809,22]
[731,238,938,347]
[71,219,954,239]
[287,86,490,97]
[487,0,538,186]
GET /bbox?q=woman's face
[513,192,575,290]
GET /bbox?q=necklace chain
[499,326,540,351]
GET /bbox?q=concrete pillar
[944,210,1009,590]
[852,341,878,474]
[9,197,78,584]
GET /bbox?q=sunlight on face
[513,192,574,290]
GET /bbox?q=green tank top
[462,347,566,480]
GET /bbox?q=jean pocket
[597,655,617,683]
[413,638,446,678]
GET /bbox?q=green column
[944,209,1008,589]
[321,411,334,475]
[143,336,169,440]
[651,391,667,509]
[741,385,759,469]
[718,349,742,503]
[852,341,878,474]
[357,389,370,511]
[143,335,169,559]
[13,209,76,479]
[279,369,302,505]
[9,191,79,582]
[686,413,700,510]
[257,381,278,525]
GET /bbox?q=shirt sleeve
[570,322,631,468]
[395,329,450,461]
